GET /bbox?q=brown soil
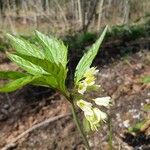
[0,49,150,150]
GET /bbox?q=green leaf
[0,71,58,89]
[31,75,58,88]
[17,54,67,77]
[0,71,27,80]
[128,120,146,133]
[6,32,68,95]
[16,54,68,92]
[7,34,45,59]
[0,76,37,92]
[142,76,150,83]
[35,30,68,67]
[143,104,150,111]
[8,53,67,92]
[7,53,50,75]
[74,26,108,84]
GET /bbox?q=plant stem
[71,102,91,150]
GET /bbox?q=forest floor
[0,37,150,150]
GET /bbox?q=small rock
[3,104,10,109]
[123,120,130,128]
[145,99,150,103]
[0,114,8,121]
[133,114,140,119]
[1,108,9,115]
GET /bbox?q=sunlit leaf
[15,54,67,90]
[7,34,45,59]
[74,26,108,84]
[0,76,37,92]
[31,75,58,88]
[35,30,68,67]
[0,71,27,79]
[7,53,50,75]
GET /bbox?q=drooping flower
[93,96,111,108]
[84,107,107,131]
[76,67,111,132]
[76,99,108,131]
[76,99,93,115]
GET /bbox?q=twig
[2,113,70,150]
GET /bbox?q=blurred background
[0,0,150,35]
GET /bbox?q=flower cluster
[78,67,100,94]
[76,67,111,131]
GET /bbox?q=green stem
[71,102,91,150]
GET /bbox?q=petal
[78,81,87,94]
[93,108,107,122]
[78,86,86,94]
[76,99,93,114]
[93,96,111,107]
[92,107,101,123]
[85,76,95,86]
[84,67,99,78]
[99,111,107,122]
[85,107,105,131]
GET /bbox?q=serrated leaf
[35,30,68,67]
[17,54,68,92]
[7,52,67,93]
[7,53,50,75]
[0,76,37,92]
[5,32,68,95]
[74,26,108,84]
[17,54,67,77]
[0,71,27,79]
[7,34,45,59]
[31,75,58,88]
[0,71,58,89]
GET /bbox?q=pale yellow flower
[84,107,107,131]
[93,96,111,108]
[84,67,99,78]
[78,81,87,94]
[84,75,96,86]
[76,99,93,115]
[77,67,100,94]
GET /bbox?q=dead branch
[2,113,71,150]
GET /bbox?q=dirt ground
[0,47,150,149]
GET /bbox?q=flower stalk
[70,96,91,150]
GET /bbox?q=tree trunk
[97,0,104,32]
